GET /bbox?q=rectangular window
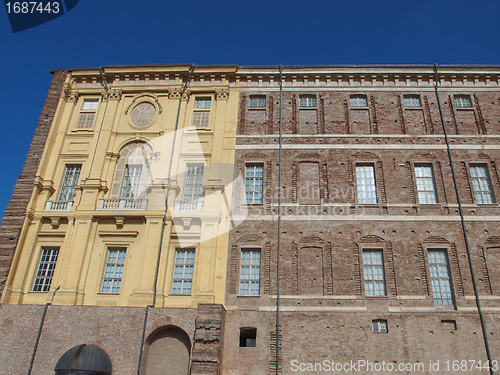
[350,95,368,107]
[428,250,454,307]
[363,250,386,296]
[58,165,81,201]
[245,164,263,204]
[249,95,266,108]
[183,164,204,201]
[76,99,99,129]
[33,248,59,292]
[470,165,495,204]
[194,98,211,109]
[299,95,316,107]
[240,249,261,295]
[100,248,126,293]
[454,95,472,108]
[172,249,195,294]
[404,95,421,107]
[356,164,377,204]
[192,112,210,127]
[192,97,211,127]
[121,165,143,199]
[414,165,438,204]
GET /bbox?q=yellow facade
[1,65,240,308]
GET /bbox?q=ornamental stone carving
[101,88,123,101]
[215,88,229,100]
[168,87,191,101]
[61,84,80,104]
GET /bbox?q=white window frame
[239,249,261,295]
[76,99,99,129]
[454,95,472,108]
[427,249,455,308]
[100,248,126,294]
[245,163,264,205]
[249,95,266,108]
[414,164,438,204]
[192,97,211,127]
[120,164,143,199]
[172,249,195,295]
[403,94,421,107]
[469,164,495,204]
[299,94,316,108]
[183,164,204,202]
[32,247,59,292]
[350,94,368,107]
[356,164,378,204]
[58,165,81,202]
[362,250,387,296]
[372,319,388,333]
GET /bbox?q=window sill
[169,293,192,296]
[248,107,266,110]
[455,107,473,110]
[97,292,120,295]
[186,126,213,133]
[350,107,369,110]
[404,107,423,110]
[364,295,389,299]
[237,295,261,298]
[298,107,317,110]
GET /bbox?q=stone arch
[142,325,191,375]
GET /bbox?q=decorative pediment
[236,234,263,243]
[125,93,162,114]
[357,235,385,244]
[423,236,449,244]
[298,236,325,244]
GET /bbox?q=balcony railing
[45,200,73,211]
[174,200,203,212]
[97,198,148,210]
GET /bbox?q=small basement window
[372,319,388,333]
[239,327,257,347]
[441,320,457,331]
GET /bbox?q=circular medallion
[131,102,156,128]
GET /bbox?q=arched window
[111,142,153,199]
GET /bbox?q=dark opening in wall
[441,320,457,331]
[372,319,388,333]
[239,327,257,347]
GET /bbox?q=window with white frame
[299,94,316,107]
[245,164,264,204]
[404,94,421,107]
[350,94,368,107]
[249,95,266,108]
[240,249,261,295]
[363,250,386,296]
[183,164,204,202]
[58,165,81,201]
[172,249,195,294]
[121,165,143,199]
[33,247,59,292]
[454,95,472,108]
[428,250,454,307]
[192,97,211,127]
[356,164,378,204]
[76,99,99,129]
[100,248,126,293]
[470,164,495,204]
[414,164,438,204]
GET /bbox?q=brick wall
[0,70,67,295]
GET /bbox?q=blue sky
[1,0,500,220]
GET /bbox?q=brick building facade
[1,65,499,374]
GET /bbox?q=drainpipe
[26,285,59,375]
[136,64,196,375]
[434,64,494,375]
[275,64,283,375]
